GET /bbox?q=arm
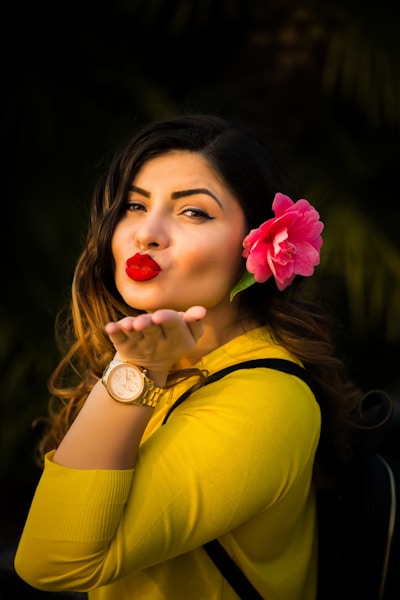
[15,357,320,591]
[53,306,206,470]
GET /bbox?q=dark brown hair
[38,113,364,489]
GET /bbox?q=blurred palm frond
[321,204,400,339]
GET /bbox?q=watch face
[108,363,145,402]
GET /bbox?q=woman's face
[111,151,247,315]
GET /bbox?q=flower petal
[233,192,324,298]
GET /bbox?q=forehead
[131,150,246,221]
[133,151,222,186]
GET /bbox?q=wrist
[112,353,169,388]
[102,358,165,407]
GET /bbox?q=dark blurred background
[1,0,400,558]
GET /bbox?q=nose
[134,212,169,250]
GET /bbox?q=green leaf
[230,271,256,301]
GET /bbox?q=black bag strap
[162,358,316,600]
[203,539,263,600]
[162,358,318,426]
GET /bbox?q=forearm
[14,452,134,591]
[53,308,204,470]
[53,379,155,470]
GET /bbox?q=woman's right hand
[104,306,207,386]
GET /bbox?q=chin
[123,298,187,313]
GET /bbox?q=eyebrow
[129,185,222,208]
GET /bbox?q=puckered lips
[126,253,161,281]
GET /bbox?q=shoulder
[204,364,319,417]
[171,361,321,445]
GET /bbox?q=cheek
[110,227,118,257]
[111,224,129,263]
[183,235,244,281]
[111,230,127,282]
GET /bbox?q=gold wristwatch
[102,359,164,407]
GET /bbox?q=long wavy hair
[38,113,365,489]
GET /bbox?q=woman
[14,114,363,599]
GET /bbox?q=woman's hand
[104,306,207,386]
[52,305,207,469]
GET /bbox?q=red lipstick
[126,253,161,281]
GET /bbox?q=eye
[181,207,215,220]
[125,201,146,212]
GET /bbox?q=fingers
[104,321,129,344]
[149,306,206,325]
[105,307,206,331]
[182,305,207,322]
[180,306,206,341]
[104,316,156,352]
[150,307,206,340]
[105,314,153,335]
[104,307,206,358]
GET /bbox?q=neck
[176,310,259,368]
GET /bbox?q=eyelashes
[124,202,215,221]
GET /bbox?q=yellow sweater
[15,328,321,599]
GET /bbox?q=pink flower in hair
[231,193,324,300]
